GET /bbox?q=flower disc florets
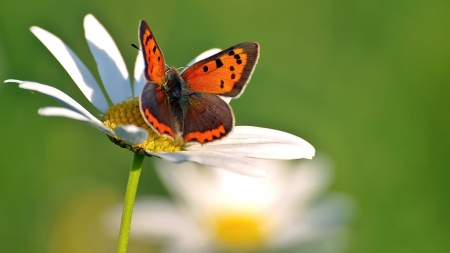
[102,97,183,154]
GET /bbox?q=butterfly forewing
[139,20,177,138]
[182,92,234,143]
[181,42,259,98]
[139,20,166,84]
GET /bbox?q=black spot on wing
[234,54,242,65]
[215,59,224,68]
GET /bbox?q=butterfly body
[138,20,259,144]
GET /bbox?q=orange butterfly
[138,20,259,144]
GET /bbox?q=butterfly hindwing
[181,42,259,98]
[140,82,178,138]
[182,92,234,143]
[139,20,166,84]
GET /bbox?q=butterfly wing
[139,20,177,138]
[181,42,259,98]
[140,83,177,138]
[139,20,166,84]
[182,92,234,143]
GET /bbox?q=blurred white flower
[5,14,315,177]
[104,156,353,253]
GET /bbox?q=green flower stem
[117,153,145,253]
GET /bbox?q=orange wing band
[184,125,226,143]
[144,109,175,138]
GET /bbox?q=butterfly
[138,20,259,144]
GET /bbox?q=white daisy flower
[4,14,315,177]
[104,156,353,253]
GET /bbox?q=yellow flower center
[102,97,183,154]
[208,211,269,249]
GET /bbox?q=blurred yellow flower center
[102,97,183,154]
[209,212,268,248]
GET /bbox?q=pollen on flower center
[207,211,269,249]
[102,97,183,154]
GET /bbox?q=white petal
[103,198,210,253]
[286,157,332,203]
[154,159,221,217]
[183,48,222,70]
[30,26,109,113]
[104,198,197,239]
[270,158,332,228]
[271,194,353,248]
[133,51,146,97]
[114,125,148,145]
[305,194,354,229]
[6,79,114,135]
[38,106,115,135]
[153,151,267,178]
[10,80,91,116]
[203,169,279,212]
[154,159,210,202]
[186,126,315,159]
[38,106,89,121]
[84,14,132,104]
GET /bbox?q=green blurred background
[1,0,449,252]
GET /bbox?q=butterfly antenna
[131,43,140,51]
